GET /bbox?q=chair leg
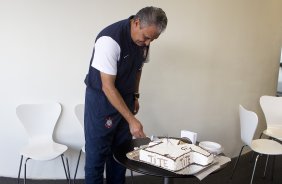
[249,151,255,163]
[263,155,269,178]
[230,145,246,179]
[18,155,23,184]
[73,150,82,184]
[24,158,30,184]
[130,170,134,184]
[61,154,70,184]
[250,154,260,184]
[19,155,71,184]
[249,133,264,164]
[271,155,276,181]
[66,157,71,184]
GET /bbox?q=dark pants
[84,88,132,184]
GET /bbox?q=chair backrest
[260,95,282,127]
[239,105,258,146]
[74,104,84,128]
[16,103,62,141]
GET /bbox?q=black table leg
[164,177,173,184]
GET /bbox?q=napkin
[181,130,197,144]
[194,155,231,180]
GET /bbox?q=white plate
[199,141,223,155]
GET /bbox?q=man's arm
[135,70,142,94]
[100,71,146,138]
[133,70,142,114]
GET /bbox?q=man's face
[131,19,160,46]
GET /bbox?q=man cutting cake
[84,6,168,184]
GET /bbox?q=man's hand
[128,117,146,138]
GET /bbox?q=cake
[139,138,214,171]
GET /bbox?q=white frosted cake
[139,138,214,171]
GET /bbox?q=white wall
[0,0,281,179]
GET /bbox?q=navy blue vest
[85,17,148,96]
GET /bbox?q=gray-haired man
[84,6,167,184]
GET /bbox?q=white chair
[230,105,282,184]
[260,95,282,141]
[16,103,70,184]
[73,104,85,183]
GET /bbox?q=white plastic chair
[16,103,70,184]
[73,104,85,183]
[260,95,282,141]
[230,105,282,184]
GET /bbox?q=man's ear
[134,18,140,28]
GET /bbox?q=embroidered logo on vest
[105,117,113,128]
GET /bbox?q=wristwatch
[134,92,140,100]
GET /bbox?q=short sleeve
[91,36,121,75]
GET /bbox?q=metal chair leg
[130,170,134,184]
[24,158,30,184]
[249,151,257,163]
[18,155,23,184]
[230,145,246,179]
[250,154,260,184]
[263,155,269,178]
[73,150,82,184]
[61,154,70,184]
[271,155,276,181]
[19,155,70,184]
[249,133,264,164]
[66,157,71,184]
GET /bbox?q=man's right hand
[128,118,146,138]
